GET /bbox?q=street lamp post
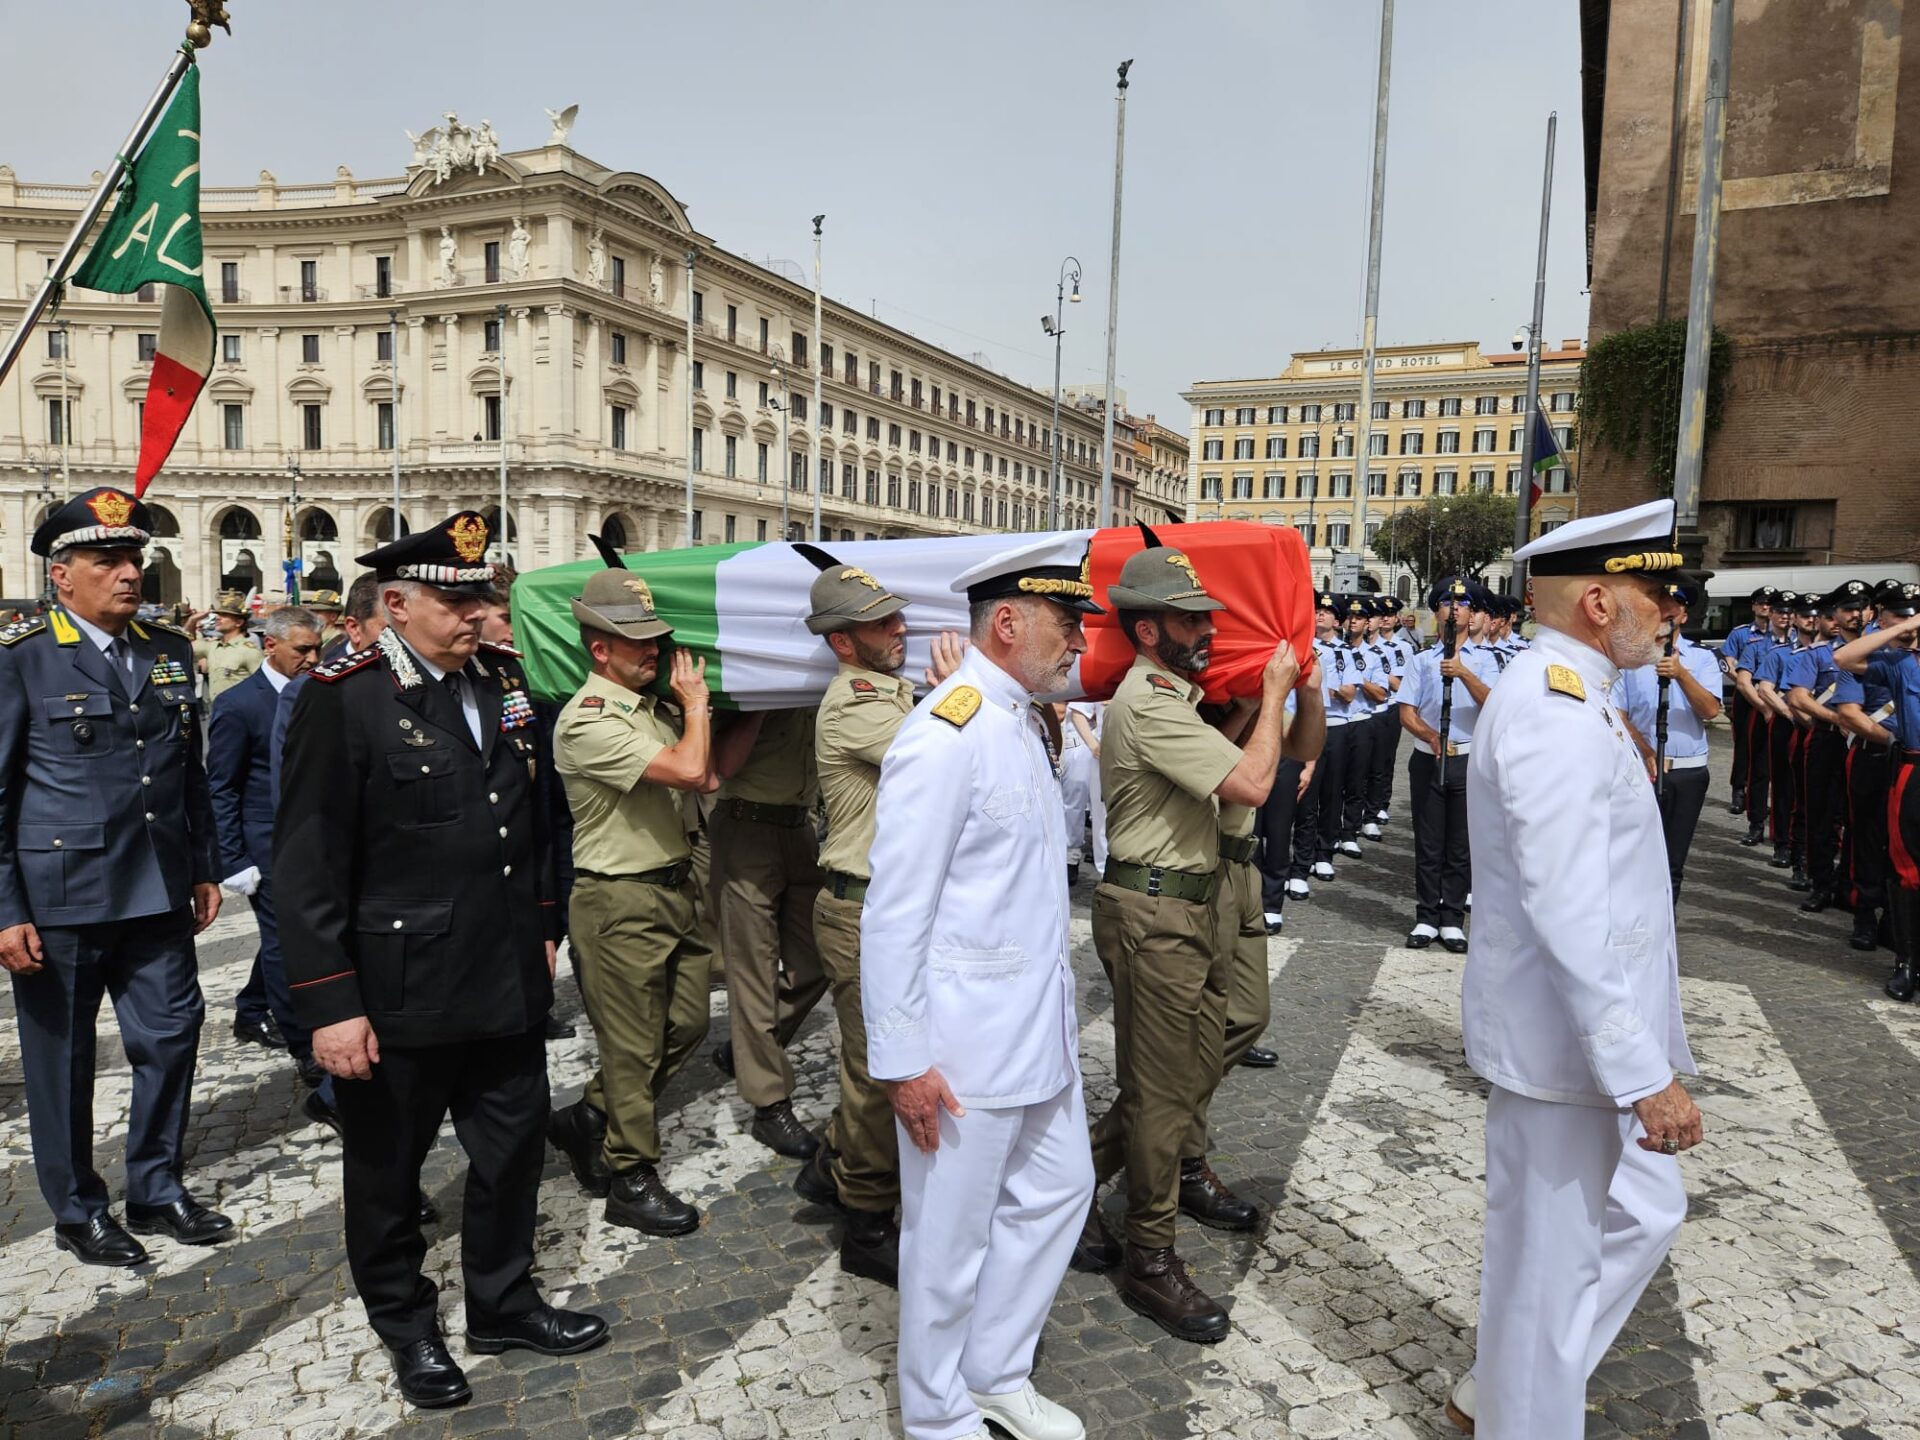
[1042,257,1082,531]
[283,453,303,604]
[1310,408,1348,585]
[27,450,56,601]
[771,359,791,540]
[57,319,72,501]
[495,302,510,568]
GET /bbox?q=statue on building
[407,113,501,185]
[471,120,501,173]
[507,216,532,281]
[586,225,608,290]
[649,253,665,304]
[436,226,458,288]
[545,104,579,146]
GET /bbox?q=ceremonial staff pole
[1349,0,1394,562]
[1512,112,1557,595]
[1097,60,1131,528]
[810,215,824,542]
[0,3,232,392]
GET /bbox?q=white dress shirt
[861,646,1079,1109]
[1463,627,1696,1108]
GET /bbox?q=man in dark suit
[0,488,231,1266]
[276,512,605,1409]
[208,606,323,1085]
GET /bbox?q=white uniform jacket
[861,648,1080,1110]
[1463,628,1696,1108]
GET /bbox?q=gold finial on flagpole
[185,1,233,48]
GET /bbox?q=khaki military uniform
[194,634,262,700]
[1185,800,1271,1157]
[712,707,828,1107]
[814,662,915,1211]
[554,670,713,1171]
[1089,654,1243,1248]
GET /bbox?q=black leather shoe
[839,1207,899,1288]
[1852,912,1880,952]
[1178,1158,1259,1232]
[233,1013,286,1049]
[387,1336,470,1409]
[417,1190,439,1226]
[1069,1196,1122,1274]
[1799,889,1832,914]
[1440,932,1470,956]
[126,1195,234,1246]
[1787,865,1811,891]
[303,1090,344,1138]
[1729,788,1746,813]
[53,1213,147,1267]
[467,1303,610,1357]
[713,1040,735,1078]
[544,1012,576,1041]
[793,1143,841,1208]
[1067,863,1080,886]
[752,1100,820,1159]
[1740,827,1766,847]
[547,1100,611,1198]
[1769,848,1792,869]
[1406,928,1436,950]
[606,1162,700,1236]
[294,1053,326,1089]
[1239,1046,1278,1069]
[1887,962,1917,1003]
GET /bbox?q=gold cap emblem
[88,490,135,528]
[839,566,882,592]
[622,576,656,608]
[448,515,489,563]
[1166,552,1202,587]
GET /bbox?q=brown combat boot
[1178,1156,1260,1232]
[1119,1243,1230,1344]
[1068,1195,1121,1273]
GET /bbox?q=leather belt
[825,870,868,903]
[1663,754,1709,771]
[576,860,694,887]
[721,798,809,828]
[1103,860,1218,904]
[1217,834,1258,865]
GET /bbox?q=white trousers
[896,1081,1094,1440]
[1059,746,1107,872]
[1474,1085,1688,1440]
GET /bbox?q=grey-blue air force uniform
[0,599,218,1224]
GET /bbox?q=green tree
[1371,491,1517,593]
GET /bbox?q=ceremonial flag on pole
[510,523,1314,709]
[1529,406,1569,505]
[70,66,213,498]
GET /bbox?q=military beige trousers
[813,890,900,1213]
[571,875,712,1169]
[710,810,828,1107]
[1087,881,1228,1248]
[1186,856,1272,1157]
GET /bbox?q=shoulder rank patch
[310,646,379,684]
[0,617,46,647]
[1545,664,1587,701]
[849,676,878,696]
[579,695,605,710]
[932,685,982,728]
[1146,673,1181,693]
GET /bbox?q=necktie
[109,637,133,689]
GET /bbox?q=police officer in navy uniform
[0,487,231,1266]
[276,511,606,1409]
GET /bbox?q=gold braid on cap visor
[1017,577,1095,599]
[1602,551,1685,574]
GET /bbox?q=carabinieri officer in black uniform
[275,511,606,1409]
[0,487,230,1266]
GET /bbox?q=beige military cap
[571,568,672,640]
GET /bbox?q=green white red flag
[70,65,214,498]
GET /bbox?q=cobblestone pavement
[7,728,1920,1438]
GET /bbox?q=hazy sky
[1,0,1591,427]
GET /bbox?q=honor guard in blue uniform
[1609,574,1723,900]
[1832,583,1897,955]
[1398,577,1499,951]
[1721,587,1771,813]
[276,512,605,1408]
[1336,596,1387,853]
[1310,594,1353,879]
[1365,596,1407,830]
[0,488,230,1266]
[1784,583,1866,910]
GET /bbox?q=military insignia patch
[0,617,46,647]
[849,677,878,695]
[839,567,882,592]
[148,657,191,686]
[1146,674,1181,693]
[580,695,605,710]
[1546,664,1587,701]
[310,646,379,684]
[501,689,535,731]
[1166,552,1202,587]
[622,576,656,608]
[932,685,982,728]
[448,514,489,563]
[86,489,135,527]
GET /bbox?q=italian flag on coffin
[70,66,214,498]
[512,521,1315,709]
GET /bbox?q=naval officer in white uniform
[1450,498,1704,1439]
[862,535,1101,1440]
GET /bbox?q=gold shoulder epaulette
[0,617,46,648]
[1545,664,1586,701]
[311,646,379,684]
[932,685,982,728]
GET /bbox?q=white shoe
[1286,877,1310,899]
[968,1381,1086,1440]
[1339,840,1364,858]
[1375,809,1391,823]
[1465,891,1473,910]
[1311,861,1335,881]
[1263,910,1284,926]
[1445,1372,1476,1433]
[1360,823,1382,840]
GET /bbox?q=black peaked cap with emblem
[357,510,496,595]
[33,486,152,557]
[1429,575,1474,610]
[952,534,1104,615]
[1817,578,1872,612]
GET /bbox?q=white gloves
[222,865,261,897]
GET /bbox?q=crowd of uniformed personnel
[16,482,1910,1428]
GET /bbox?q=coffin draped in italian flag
[512,521,1313,709]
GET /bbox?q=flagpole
[1511,111,1557,597]
[0,45,197,393]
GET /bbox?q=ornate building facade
[0,114,1120,603]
